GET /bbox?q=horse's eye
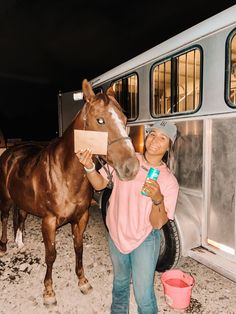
[97,118,105,124]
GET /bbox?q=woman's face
[145,129,170,156]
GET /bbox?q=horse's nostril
[118,156,140,180]
[125,166,135,178]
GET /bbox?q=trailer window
[151,48,201,116]
[228,33,236,105]
[111,74,138,121]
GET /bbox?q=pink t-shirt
[99,153,179,254]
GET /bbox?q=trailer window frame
[150,45,203,118]
[110,73,139,121]
[225,29,236,107]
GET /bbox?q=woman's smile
[149,144,160,151]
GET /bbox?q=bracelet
[152,195,163,206]
[84,162,96,173]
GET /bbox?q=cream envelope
[74,130,108,155]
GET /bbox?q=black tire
[100,188,181,271]
[156,219,181,272]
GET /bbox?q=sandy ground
[0,205,236,314]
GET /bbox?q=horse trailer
[58,5,236,282]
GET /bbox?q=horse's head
[79,79,139,181]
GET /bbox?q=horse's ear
[106,86,115,98]
[82,79,95,102]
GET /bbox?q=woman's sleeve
[163,176,179,220]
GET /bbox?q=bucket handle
[183,271,195,287]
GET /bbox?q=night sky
[0,1,235,142]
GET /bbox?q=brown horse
[0,79,140,305]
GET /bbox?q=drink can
[141,167,160,196]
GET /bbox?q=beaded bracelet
[84,162,95,173]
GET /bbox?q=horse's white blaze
[15,229,24,248]
[108,107,134,151]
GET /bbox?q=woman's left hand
[142,179,163,203]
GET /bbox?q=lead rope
[95,155,114,189]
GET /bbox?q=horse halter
[83,102,132,146]
[108,136,131,146]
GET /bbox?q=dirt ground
[0,205,236,314]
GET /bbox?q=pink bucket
[161,269,194,310]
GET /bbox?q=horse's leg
[71,209,92,294]
[0,200,12,256]
[41,216,57,306]
[14,207,28,249]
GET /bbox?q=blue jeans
[108,229,160,314]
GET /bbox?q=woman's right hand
[76,149,94,168]
[76,148,108,190]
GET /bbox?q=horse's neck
[62,110,84,140]
[55,111,84,165]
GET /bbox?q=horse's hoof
[79,282,93,295]
[17,242,25,250]
[43,295,57,307]
[19,246,26,253]
[0,241,7,256]
[43,291,57,306]
[0,250,6,257]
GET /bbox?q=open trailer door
[58,89,84,136]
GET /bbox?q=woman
[77,120,179,314]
